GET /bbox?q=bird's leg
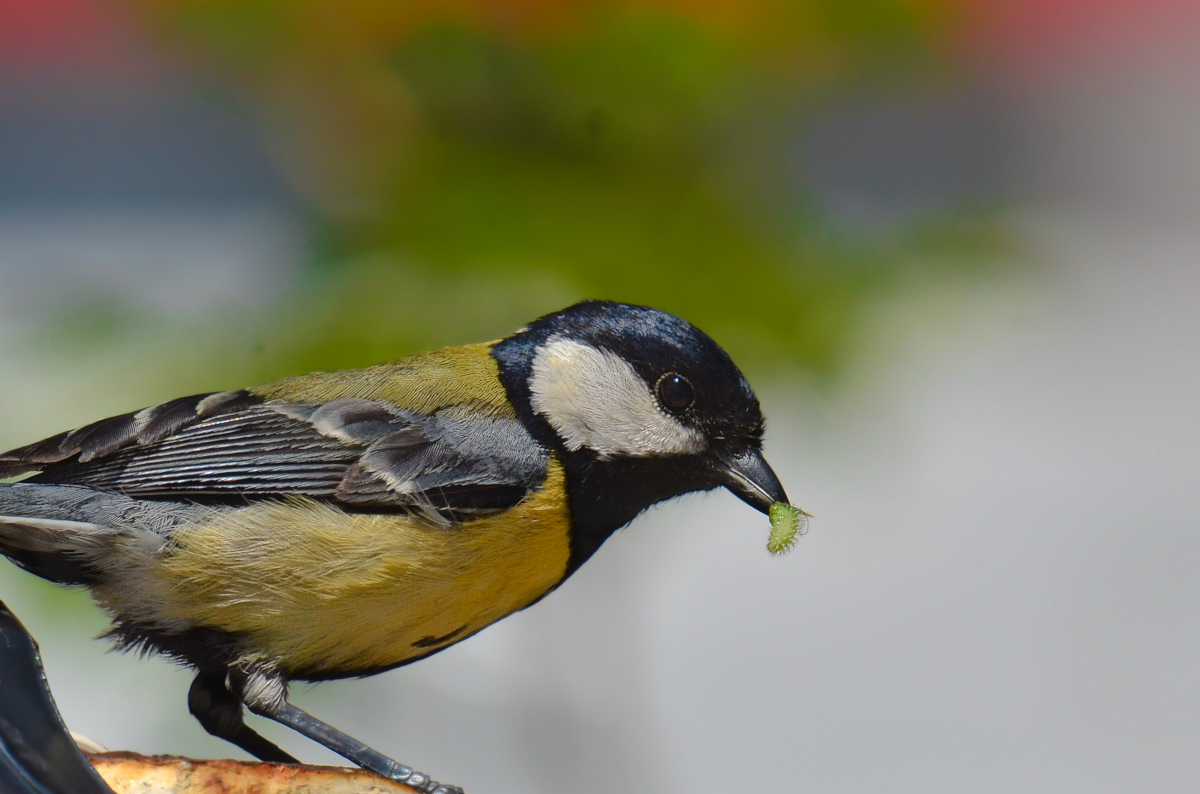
[187,669,297,763]
[233,664,464,794]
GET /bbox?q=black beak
[716,450,789,515]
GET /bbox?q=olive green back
[251,342,514,418]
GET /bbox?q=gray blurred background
[1,1,1198,792]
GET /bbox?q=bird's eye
[656,372,695,412]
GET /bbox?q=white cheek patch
[529,337,706,458]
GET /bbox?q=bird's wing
[0,392,548,521]
[335,408,550,519]
[0,391,261,478]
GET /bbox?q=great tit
[0,300,789,794]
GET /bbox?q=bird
[0,300,789,794]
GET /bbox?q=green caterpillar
[767,502,809,555]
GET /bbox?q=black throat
[556,450,719,575]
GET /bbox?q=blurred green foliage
[126,0,998,380]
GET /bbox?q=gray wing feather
[0,484,205,539]
[29,408,360,496]
[7,396,548,520]
[0,483,209,584]
[0,391,260,476]
[338,415,549,517]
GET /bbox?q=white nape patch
[529,337,705,458]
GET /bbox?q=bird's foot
[251,699,465,793]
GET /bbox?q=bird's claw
[388,765,463,794]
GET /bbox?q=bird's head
[493,301,788,566]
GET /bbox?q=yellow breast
[154,460,572,676]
